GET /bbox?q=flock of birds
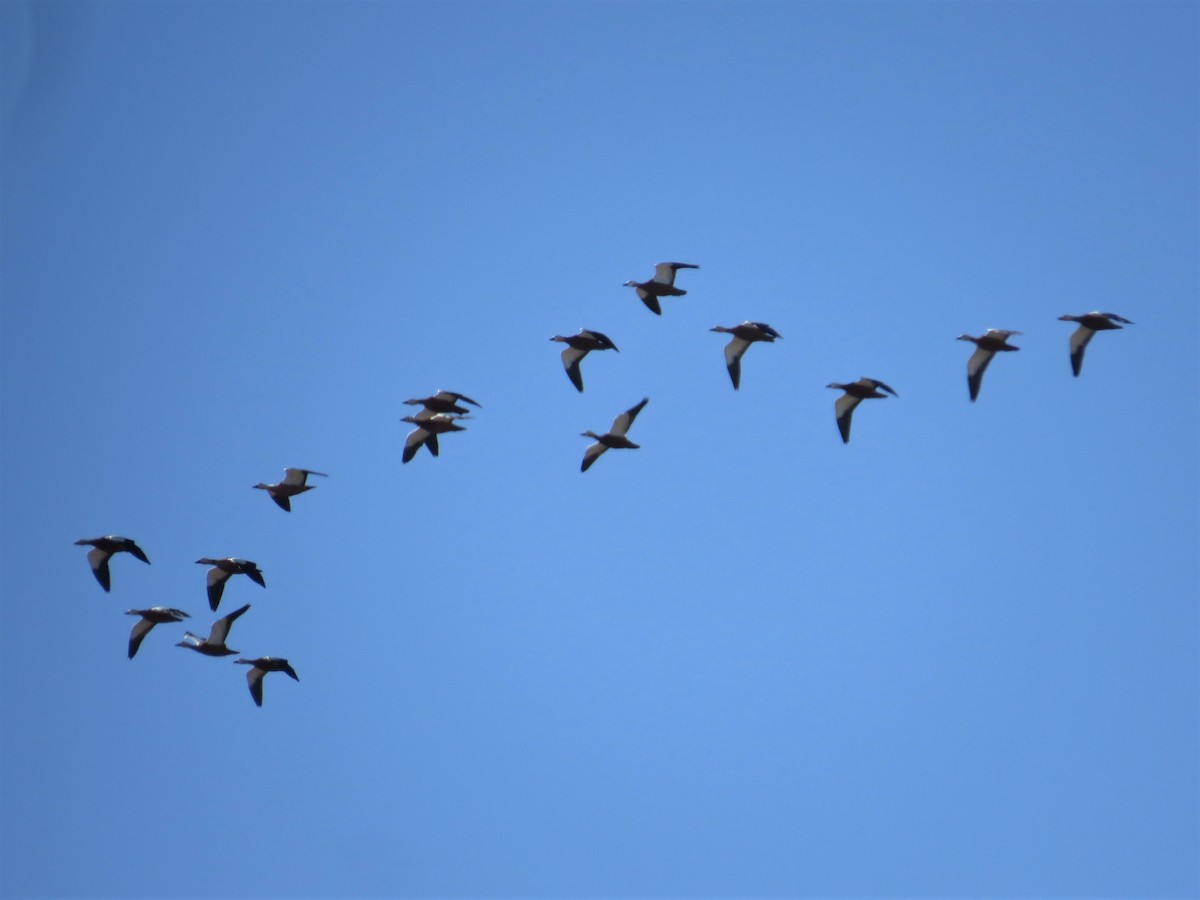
[77,261,1134,706]
[74,477,316,706]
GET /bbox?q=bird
[401,409,469,463]
[176,604,250,657]
[234,656,299,707]
[125,607,190,659]
[403,390,481,416]
[623,262,699,315]
[195,558,266,612]
[550,329,619,392]
[956,330,1022,401]
[74,536,150,592]
[1058,312,1133,377]
[253,468,327,512]
[710,322,781,389]
[826,378,899,443]
[581,397,649,472]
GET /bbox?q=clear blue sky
[2,1,1197,897]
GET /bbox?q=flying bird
[623,262,699,315]
[826,378,899,443]
[176,604,250,657]
[195,558,266,612]
[956,330,1022,402]
[1057,312,1133,377]
[234,656,300,707]
[403,390,482,416]
[581,397,649,472]
[253,468,327,512]
[550,329,619,392]
[74,536,150,592]
[126,607,190,659]
[401,409,469,463]
[710,322,782,389]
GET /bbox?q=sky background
[1,1,1197,897]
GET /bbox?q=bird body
[550,329,619,392]
[126,607,190,659]
[403,390,481,416]
[253,468,327,512]
[176,604,250,657]
[581,397,649,472]
[623,262,699,315]
[1058,312,1133,376]
[75,536,151,592]
[710,322,781,389]
[195,558,266,611]
[826,378,898,443]
[956,330,1022,401]
[401,410,469,463]
[234,656,299,707]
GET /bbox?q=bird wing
[1068,325,1095,377]
[126,542,151,565]
[206,567,232,612]
[862,378,898,397]
[245,667,266,707]
[245,567,266,589]
[723,337,751,390]
[561,346,588,393]
[128,617,156,659]
[586,330,618,351]
[749,322,781,339]
[87,547,113,592]
[984,329,1022,340]
[610,397,649,437]
[270,492,292,512]
[436,390,481,408]
[282,468,308,485]
[834,393,863,444]
[636,286,662,316]
[426,432,440,457]
[403,427,429,463]
[966,347,995,402]
[581,441,608,472]
[1095,312,1133,324]
[209,604,250,645]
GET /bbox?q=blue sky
[1,1,1197,897]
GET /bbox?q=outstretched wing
[561,346,588,393]
[581,442,607,473]
[128,618,155,659]
[834,393,863,444]
[245,667,266,707]
[723,338,751,390]
[610,397,649,437]
[87,547,113,592]
[1068,325,1095,377]
[966,347,995,402]
[209,604,250,645]
[206,567,232,612]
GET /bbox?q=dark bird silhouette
[234,656,299,707]
[195,558,266,612]
[826,378,899,443]
[581,398,649,472]
[74,536,150,592]
[253,468,327,512]
[176,604,250,657]
[1058,312,1133,377]
[125,607,190,659]
[402,390,481,416]
[550,329,619,392]
[623,262,699,315]
[401,410,469,463]
[956,330,1022,402]
[710,322,781,389]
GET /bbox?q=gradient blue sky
[2,1,1197,897]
